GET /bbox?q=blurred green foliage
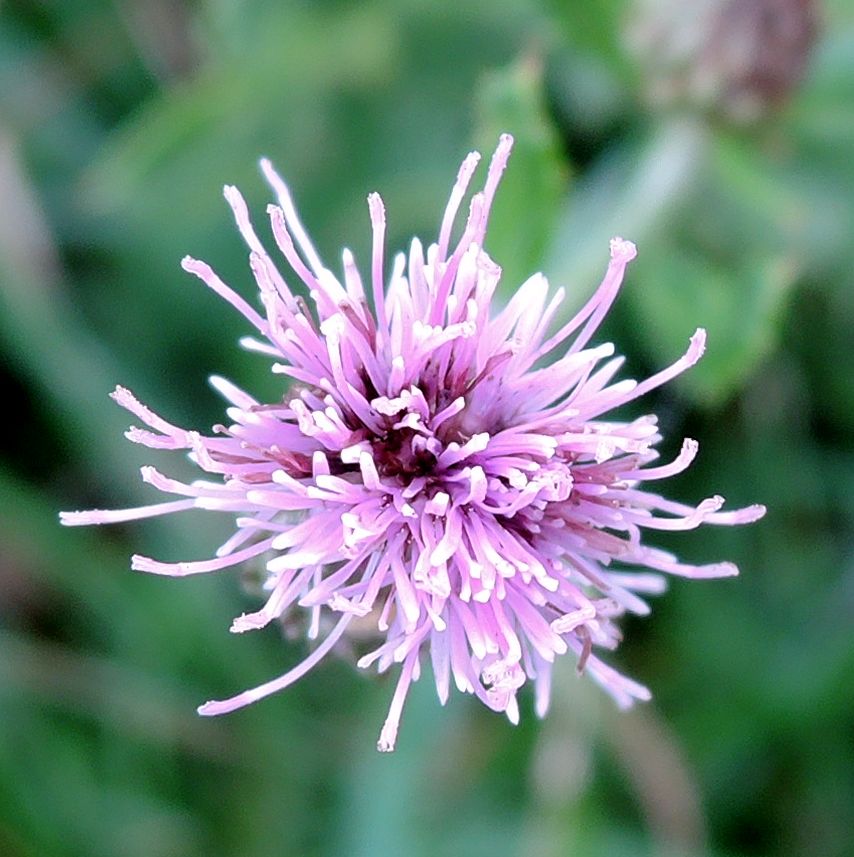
[0,1,852,856]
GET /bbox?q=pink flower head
[62,135,765,751]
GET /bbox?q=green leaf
[713,127,853,281]
[544,0,631,73]
[787,29,854,157]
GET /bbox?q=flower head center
[372,423,439,482]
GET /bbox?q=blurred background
[1,0,852,855]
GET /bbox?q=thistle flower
[61,135,764,751]
[628,0,819,122]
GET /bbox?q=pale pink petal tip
[631,684,653,704]
[59,510,99,526]
[197,700,232,716]
[367,191,385,223]
[610,236,638,262]
[722,504,767,524]
[376,725,398,753]
[131,554,222,577]
[258,157,280,185]
[109,385,130,405]
[687,327,707,364]
[496,132,514,156]
[230,613,269,634]
[692,561,740,579]
[458,151,481,181]
[131,554,164,573]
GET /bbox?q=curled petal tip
[110,384,132,404]
[610,236,638,262]
[687,328,707,364]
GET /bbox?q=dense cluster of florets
[62,136,764,751]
